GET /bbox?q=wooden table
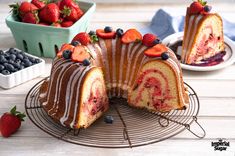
[1,2,235,156]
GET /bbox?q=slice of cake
[182,0,225,65]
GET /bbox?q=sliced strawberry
[189,2,204,14]
[142,33,157,47]
[96,29,116,39]
[144,44,168,57]
[57,43,74,57]
[121,29,142,44]
[72,32,91,45]
[71,46,90,62]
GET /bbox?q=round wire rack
[25,78,206,148]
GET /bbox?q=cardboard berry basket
[5,1,96,58]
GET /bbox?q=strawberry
[38,22,49,26]
[142,33,157,47]
[52,22,62,28]
[9,2,38,18]
[61,20,74,27]
[121,29,142,44]
[144,44,168,57]
[0,106,26,138]
[61,6,83,22]
[59,0,80,11]
[72,32,91,46]
[189,1,204,14]
[96,29,116,39]
[22,12,39,24]
[71,46,91,62]
[39,3,60,24]
[31,0,47,10]
[57,43,74,57]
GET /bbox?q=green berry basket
[5,1,96,58]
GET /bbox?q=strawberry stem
[10,106,26,121]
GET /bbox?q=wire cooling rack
[25,78,206,148]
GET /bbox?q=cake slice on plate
[182,0,225,65]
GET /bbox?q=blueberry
[0,50,4,55]
[204,5,212,12]
[16,53,24,60]
[1,70,10,75]
[0,55,5,60]
[34,59,41,64]
[62,50,72,59]
[104,26,113,33]
[82,59,90,66]
[104,115,114,124]
[12,63,21,69]
[116,28,124,37]
[4,53,10,60]
[8,59,15,65]
[153,39,161,45]
[0,58,8,64]
[23,59,32,67]
[8,48,17,55]
[71,41,80,47]
[88,30,96,36]
[5,63,15,72]
[9,54,16,61]
[28,57,36,63]
[15,59,21,64]
[0,64,4,71]
[161,52,170,60]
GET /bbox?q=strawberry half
[96,29,116,39]
[142,33,157,47]
[71,46,91,62]
[57,43,74,57]
[72,32,91,46]
[121,29,142,44]
[189,2,204,14]
[144,44,168,57]
[0,106,26,138]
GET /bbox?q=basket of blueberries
[0,48,45,89]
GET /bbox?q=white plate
[162,32,235,71]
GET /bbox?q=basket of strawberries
[5,0,96,58]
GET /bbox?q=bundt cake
[39,28,189,129]
[182,0,225,65]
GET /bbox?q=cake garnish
[189,0,211,15]
[71,46,91,63]
[116,28,124,37]
[71,40,81,46]
[72,32,91,46]
[96,27,116,39]
[121,29,142,44]
[142,33,159,47]
[161,52,170,60]
[144,44,168,58]
[62,49,72,59]
[57,43,74,57]
[104,26,113,33]
[82,58,91,66]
